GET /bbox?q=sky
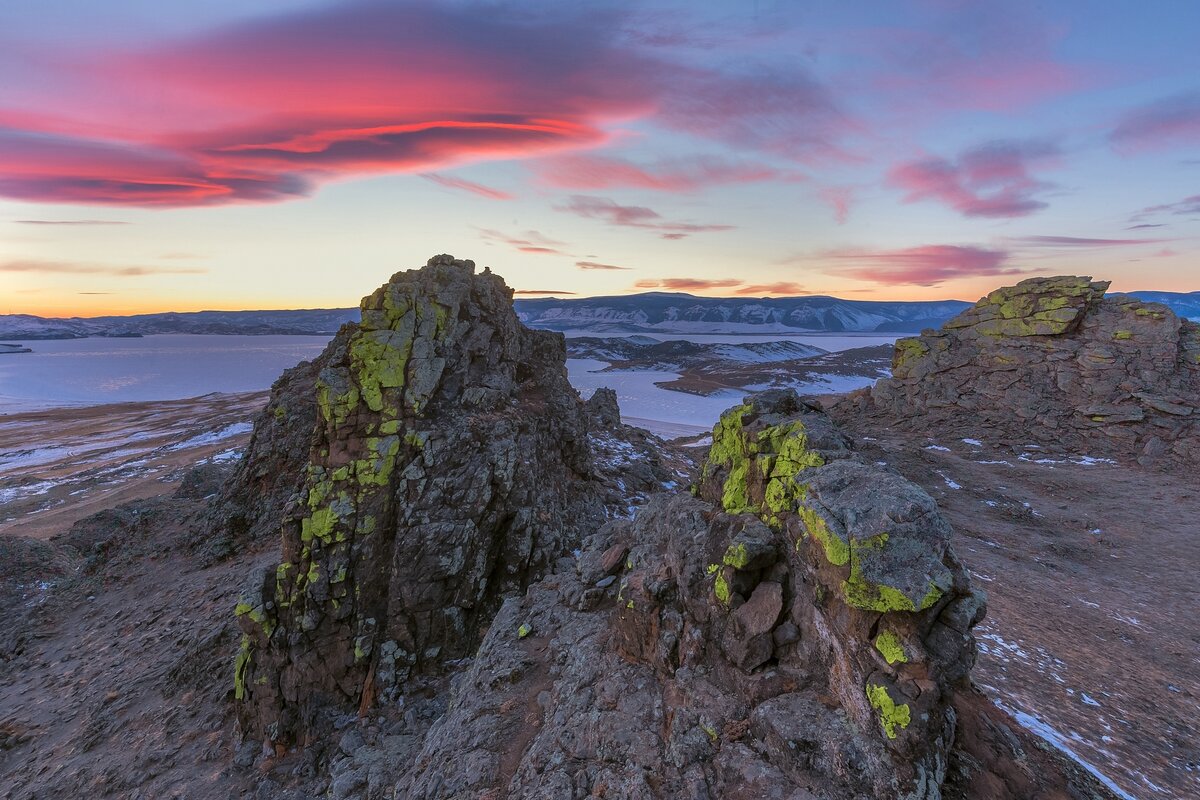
[1,0,1198,316]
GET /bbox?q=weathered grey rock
[233,255,608,744]
[841,275,1200,466]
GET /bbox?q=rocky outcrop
[846,275,1200,465]
[233,255,609,743]
[366,391,984,798]
[221,261,1122,799]
[327,391,1109,800]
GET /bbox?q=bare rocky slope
[1,258,1138,799]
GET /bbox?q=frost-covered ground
[0,393,264,539]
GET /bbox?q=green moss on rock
[866,682,911,739]
[874,630,909,665]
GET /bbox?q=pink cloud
[536,154,794,192]
[419,173,513,200]
[817,186,855,225]
[824,245,1019,286]
[479,229,570,257]
[888,139,1059,218]
[0,3,859,208]
[734,282,805,296]
[1110,92,1200,153]
[634,278,742,292]
[0,4,659,206]
[556,195,734,237]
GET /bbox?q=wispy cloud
[556,195,733,238]
[420,173,513,200]
[479,228,570,256]
[1110,91,1200,153]
[0,258,206,276]
[576,261,630,270]
[888,139,1059,218]
[15,219,129,225]
[537,154,793,192]
[1138,194,1200,218]
[1005,235,1168,249]
[823,245,1019,286]
[633,278,742,292]
[734,282,805,296]
[817,186,855,225]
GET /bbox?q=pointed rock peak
[233,254,605,744]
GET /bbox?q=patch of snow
[996,702,1138,800]
[923,444,950,452]
[166,422,253,451]
[0,480,57,504]
[209,448,244,463]
[982,499,999,508]
[961,438,983,447]
[936,471,962,490]
[1081,693,1102,707]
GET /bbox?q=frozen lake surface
[0,331,895,430]
[0,335,331,413]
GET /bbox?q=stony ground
[833,416,1200,800]
[0,395,273,799]
[1,392,1196,798]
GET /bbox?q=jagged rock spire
[234,255,605,742]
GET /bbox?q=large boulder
[233,255,607,743]
[846,275,1200,465]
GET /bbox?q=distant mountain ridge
[0,309,361,340]
[2,289,1196,340]
[515,292,971,334]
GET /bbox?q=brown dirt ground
[834,418,1200,800]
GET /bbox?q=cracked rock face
[848,275,1200,465]
[233,255,607,743]
[386,390,985,799]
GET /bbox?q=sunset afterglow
[2,0,1197,315]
